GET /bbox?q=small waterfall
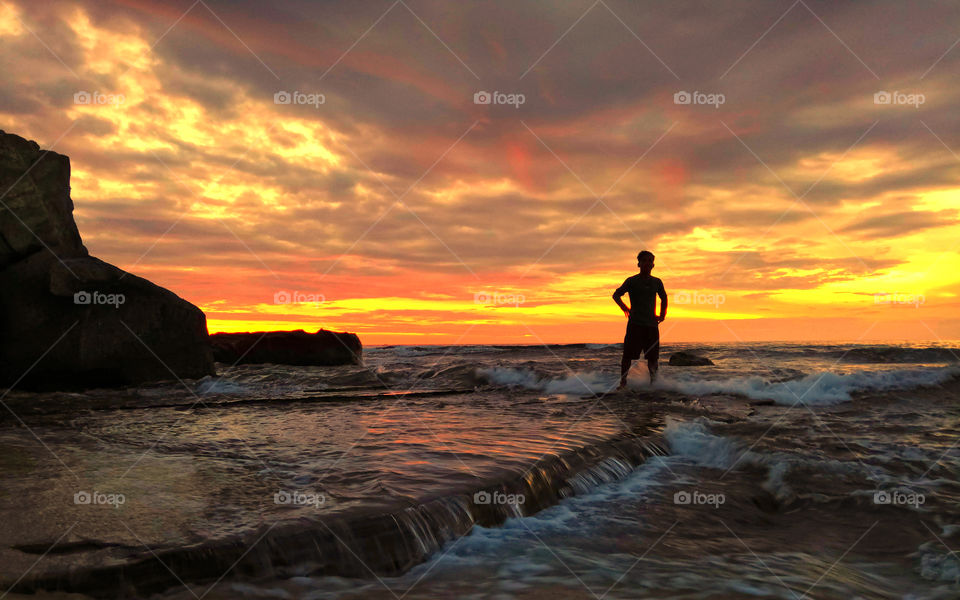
[8,434,666,598]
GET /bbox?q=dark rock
[0,130,85,268]
[0,130,216,390]
[668,351,714,366]
[209,329,362,366]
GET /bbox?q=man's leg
[619,354,632,389]
[647,357,658,383]
[619,323,637,390]
[643,326,660,385]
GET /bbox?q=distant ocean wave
[365,344,511,357]
[366,343,623,358]
[703,344,960,364]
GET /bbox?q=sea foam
[655,365,960,405]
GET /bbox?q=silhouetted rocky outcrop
[0,130,216,390]
[210,329,362,366]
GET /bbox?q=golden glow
[0,3,24,36]
[677,226,749,253]
[71,9,153,74]
[915,188,960,211]
[273,121,340,167]
[71,171,150,199]
[793,146,897,182]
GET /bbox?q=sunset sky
[2,0,959,345]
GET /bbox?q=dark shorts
[623,322,659,363]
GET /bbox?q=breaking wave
[656,366,960,405]
[477,365,960,405]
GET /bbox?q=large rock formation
[209,329,362,366]
[0,130,216,390]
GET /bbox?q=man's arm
[612,280,630,318]
[657,280,667,323]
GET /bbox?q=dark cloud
[73,113,117,136]
[0,87,44,113]
[841,209,958,239]
[673,250,903,291]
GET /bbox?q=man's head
[637,250,655,274]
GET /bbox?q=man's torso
[624,275,662,326]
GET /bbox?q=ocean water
[1,341,959,599]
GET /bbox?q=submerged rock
[209,329,362,366]
[0,130,216,390]
[668,351,714,366]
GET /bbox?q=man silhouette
[613,250,667,389]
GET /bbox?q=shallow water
[1,341,959,599]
